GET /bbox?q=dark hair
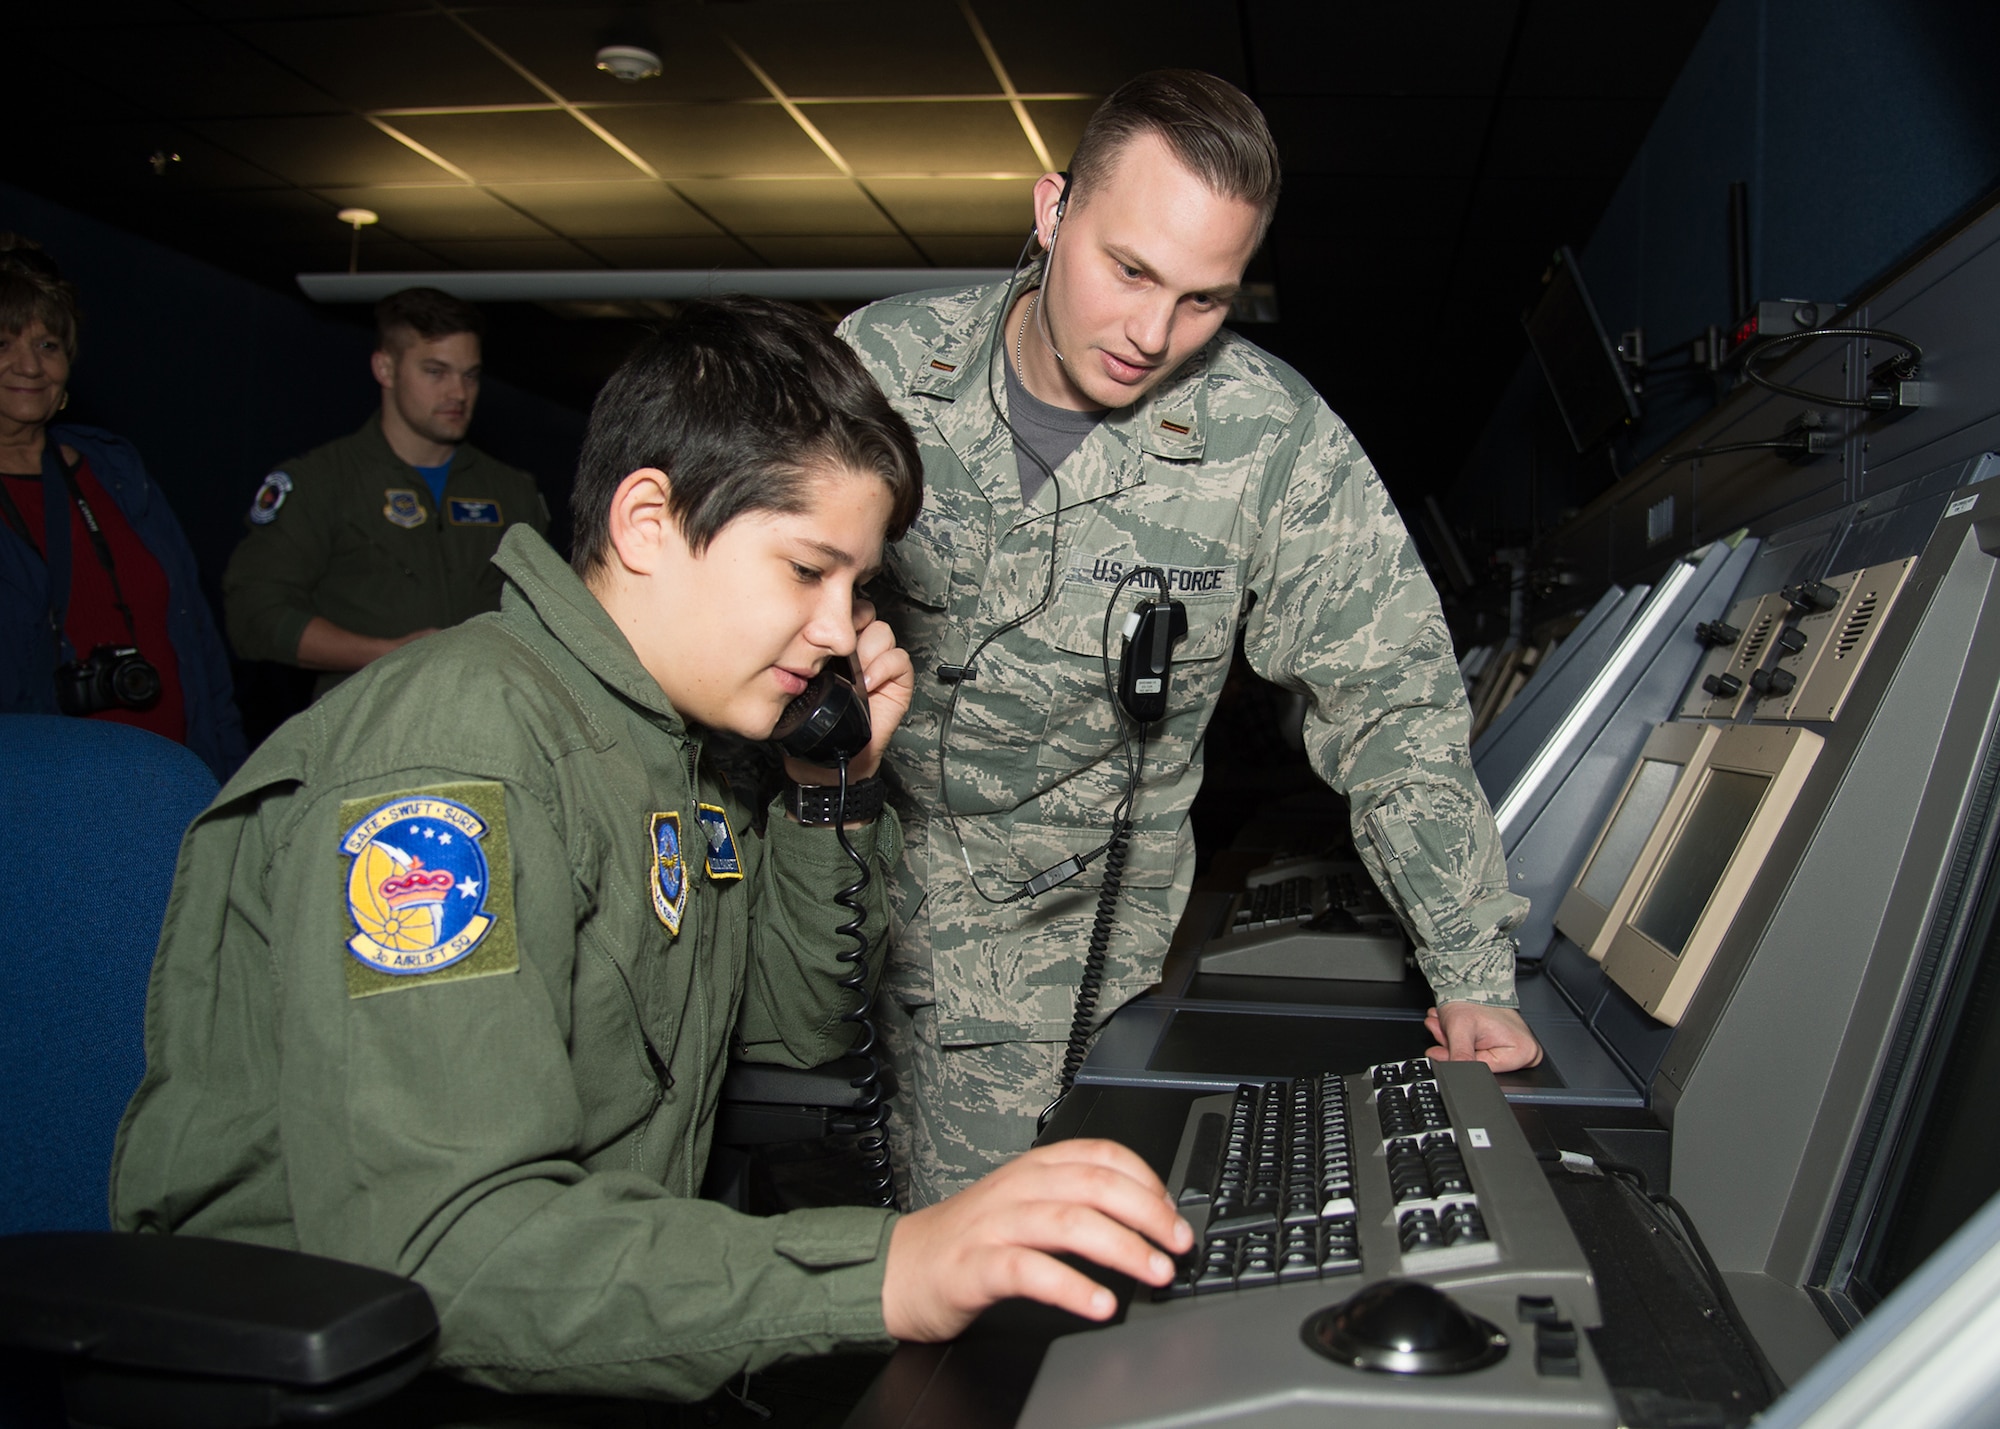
[375,287,485,351]
[0,234,80,360]
[1068,70,1281,235]
[569,296,922,575]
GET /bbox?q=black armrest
[0,1232,436,1428]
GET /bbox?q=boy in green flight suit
[113,297,1190,1403]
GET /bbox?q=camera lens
[111,655,162,708]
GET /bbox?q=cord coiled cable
[831,757,895,1209]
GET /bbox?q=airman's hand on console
[881,1139,1194,1342]
[1426,1002,1544,1073]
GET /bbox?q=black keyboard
[1019,1059,1614,1429]
[1198,859,1410,980]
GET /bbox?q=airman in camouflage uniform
[839,71,1536,1206]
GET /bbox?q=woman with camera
[0,236,243,779]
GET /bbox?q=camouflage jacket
[839,280,1525,1046]
[115,527,899,1399]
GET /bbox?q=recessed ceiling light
[595,44,662,82]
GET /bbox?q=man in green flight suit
[840,71,1543,1206]
[222,287,550,700]
[114,298,1191,1403]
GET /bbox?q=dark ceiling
[7,0,1718,510]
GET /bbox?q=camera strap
[42,444,141,653]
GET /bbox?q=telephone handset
[773,654,872,766]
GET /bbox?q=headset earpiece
[1045,170,1073,249]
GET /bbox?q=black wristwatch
[786,776,886,826]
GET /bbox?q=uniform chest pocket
[887,524,954,611]
[1033,561,1238,771]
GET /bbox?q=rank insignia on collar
[696,803,742,881]
[383,489,428,528]
[650,812,688,934]
[338,783,519,998]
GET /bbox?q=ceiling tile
[1020,100,1099,170]
[417,238,602,270]
[977,0,1246,95]
[910,235,1038,268]
[7,122,288,198]
[227,12,542,110]
[722,3,993,96]
[190,115,457,186]
[671,178,895,235]
[22,23,339,119]
[1277,175,1471,240]
[581,235,767,268]
[300,238,448,275]
[591,104,837,177]
[1264,97,1490,176]
[806,103,1040,174]
[309,185,552,241]
[1485,99,1657,179]
[866,178,1036,234]
[742,236,928,267]
[1247,1,1519,96]
[141,187,358,245]
[484,181,720,238]
[1508,1,1717,98]
[388,112,645,183]
[450,7,766,104]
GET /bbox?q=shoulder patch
[650,811,689,934]
[697,802,742,881]
[447,497,504,526]
[248,471,292,525]
[340,782,517,997]
[383,489,428,528]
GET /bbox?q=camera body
[56,644,162,716]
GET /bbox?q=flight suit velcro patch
[340,781,518,998]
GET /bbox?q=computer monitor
[1554,722,1721,960]
[1602,724,1825,1024]
[1523,245,1642,454]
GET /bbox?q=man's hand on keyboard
[1426,1003,1544,1073]
[881,1139,1195,1342]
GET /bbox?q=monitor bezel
[1602,724,1826,1025]
[1554,721,1722,961]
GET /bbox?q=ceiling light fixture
[595,45,662,82]
[336,208,379,275]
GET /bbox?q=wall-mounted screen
[1555,722,1721,960]
[1603,724,1824,1024]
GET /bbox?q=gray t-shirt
[1005,346,1103,503]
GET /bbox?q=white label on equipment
[1135,678,1162,694]
[1947,494,1979,518]
[1467,1128,1491,1148]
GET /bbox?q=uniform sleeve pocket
[1359,797,1481,954]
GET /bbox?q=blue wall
[0,181,587,605]
[1447,0,2000,546]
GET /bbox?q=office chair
[0,716,436,1428]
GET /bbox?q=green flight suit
[222,415,550,699]
[839,278,1526,1199]
[113,527,901,1401]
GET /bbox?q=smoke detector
[595,45,662,82]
